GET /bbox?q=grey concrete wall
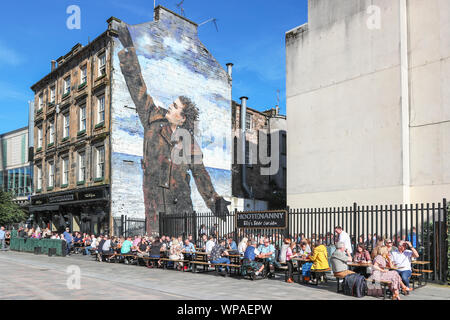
[287,0,450,208]
[287,0,404,208]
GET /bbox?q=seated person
[352,243,372,277]
[298,241,311,256]
[210,239,230,274]
[148,237,164,267]
[353,243,372,263]
[308,241,330,284]
[73,232,83,246]
[205,236,215,255]
[331,241,355,278]
[181,239,196,264]
[199,234,208,250]
[390,241,418,290]
[238,237,248,255]
[226,237,238,254]
[102,235,113,254]
[120,236,133,255]
[258,238,281,271]
[241,240,265,277]
[385,239,399,253]
[279,238,290,264]
[169,239,184,270]
[285,238,298,283]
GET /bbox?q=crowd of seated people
[10,223,421,299]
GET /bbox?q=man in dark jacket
[116,23,230,234]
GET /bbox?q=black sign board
[31,187,107,206]
[236,210,287,229]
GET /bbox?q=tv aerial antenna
[176,0,186,17]
[199,18,219,32]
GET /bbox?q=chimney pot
[51,60,56,71]
[226,63,234,78]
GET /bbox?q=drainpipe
[239,96,253,199]
[399,0,410,204]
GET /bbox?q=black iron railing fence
[159,199,448,284]
[113,215,146,238]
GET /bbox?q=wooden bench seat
[413,269,432,273]
[308,268,331,285]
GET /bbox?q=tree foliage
[0,190,27,226]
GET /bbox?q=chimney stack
[226,63,233,78]
[51,60,56,72]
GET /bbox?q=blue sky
[0,0,307,134]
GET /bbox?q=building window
[63,113,70,138]
[48,161,54,188]
[281,133,287,155]
[245,113,252,130]
[63,76,71,95]
[38,94,44,110]
[95,146,105,179]
[98,53,106,77]
[80,65,87,85]
[79,105,86,131]
[37,166,42,190]
[62,157,69,186]
[37,126,43,148]
[97,95,105,124]
[48,121,55,144]
[50,86,56,103]
[78,152,86,183]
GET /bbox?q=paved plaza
[0,250,449,300]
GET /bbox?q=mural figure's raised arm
[117,23,156,125]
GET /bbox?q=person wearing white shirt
[335,226,352,255]
[205,236,215,255]
[390,240,419,290]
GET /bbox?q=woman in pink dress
[370,246,409,300]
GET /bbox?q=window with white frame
[37,126,43,148]
[98,53,106,77]
[80,65,87,85]
[62,157,69,186]
[79,105,86,131]
[95,146,105,179]
[97,95,105,124]
[63,113,70,138]
[37,166,42,190]
[50,86,56,103]
[64,76,71,95]
[48,161,54,188]
[78,152,86,182]
[245,113,252,130]
[38,94,44,110]
[48,120,54,144]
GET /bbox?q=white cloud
[0,41,25,66]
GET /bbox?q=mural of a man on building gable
[117,23,230,234]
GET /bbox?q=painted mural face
[166,98,186,128]
[111,12,232,234]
